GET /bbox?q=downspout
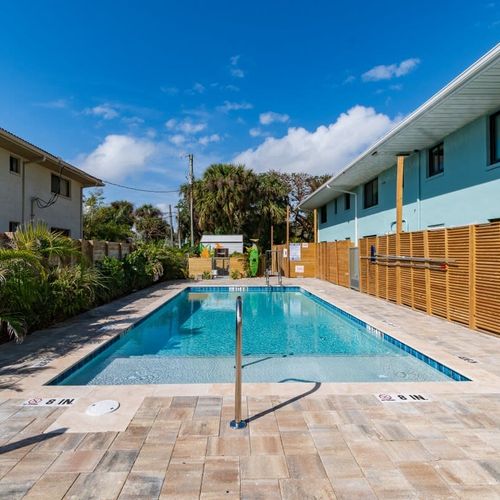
[80,186,83,238]
[417,150,422,230]
[21,160,26,222]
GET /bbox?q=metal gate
[212,257,229,277]
[349,247,359,290]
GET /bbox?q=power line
[100,179,180,194]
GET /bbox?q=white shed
[200,234,244,255]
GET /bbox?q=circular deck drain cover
[86,400,120,416]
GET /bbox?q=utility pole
[176,214,182,249]
[168,204,174,246]
[188,154,194,247]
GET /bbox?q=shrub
[97,256,126,300]
[49,265,107,321]
[0,227,187,342]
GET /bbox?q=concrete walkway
[0,278,499,498]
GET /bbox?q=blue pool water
[52,287,468,385]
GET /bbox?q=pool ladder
[230,296,247,429]
[265,249,283,286]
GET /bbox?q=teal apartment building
[300,44,500,243]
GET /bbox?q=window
[334,198,338,214]
[428,143,444,177]
[363,178,378,208]
[344,193,351,210]
[490,111,500,164]
[8,222,19,232]
[320,205,327,224]
[9,156,20,174]
[51,174,71,197]
[51,227,70,236]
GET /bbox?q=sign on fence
[289,243,301,261]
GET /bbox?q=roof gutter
[0,128,103,187]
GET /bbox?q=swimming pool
[50,287,468,385]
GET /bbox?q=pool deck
[0,278,499,498]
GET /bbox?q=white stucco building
[200,234,244,255]
[0,128,102,238]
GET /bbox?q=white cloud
[249,127,262,137]
[229,55,245,78]
[179,122,206,134]
[193,82,205,93]
[169,134,186,146]
[230,68,245,78]
[165,118,206,134]
[362,58,420,82]
[84,104,119,120]
[225,84,240,92]
[122,116,145,126]
[199,134,221,146]
[233,105,396,175]
[343,75,356,84]
[217,101,253,113]
[36,98,69,109]
[165,118,177,129]
[185,82,205,95]
[79,135,156,181]
[259,111,290,125]
[161,86,179,95]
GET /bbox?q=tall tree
[284,173,330,242]
[177,164,329,247]
[83,190,134,241]
[193,164,258,234]
[135,204,170,241]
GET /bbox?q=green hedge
[0,238,187,342]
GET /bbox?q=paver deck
[0,278,499,499]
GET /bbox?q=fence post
[423,230,432,315]
[358,240,363,293]
[468,225,477,329]
[335,242,340,285]
[445,229,451,320]
[409,233,415,309]
[396,233,402,304]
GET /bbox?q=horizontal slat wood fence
[359,222,500,336]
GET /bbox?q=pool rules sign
[21,397,77,407]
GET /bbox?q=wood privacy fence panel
[475,223,500,333]
[359,222,500,336]
[271,244,317,278]
[447,226,471,325]
[0,233,133,264]
[79,240,133,263]
[272,242,350,284]
[275,241,352,286]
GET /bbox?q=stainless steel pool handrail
[230,296,247,429]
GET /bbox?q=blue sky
[1,1,499,214]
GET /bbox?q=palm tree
[11,221,77,263]
[195,164,258,234]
